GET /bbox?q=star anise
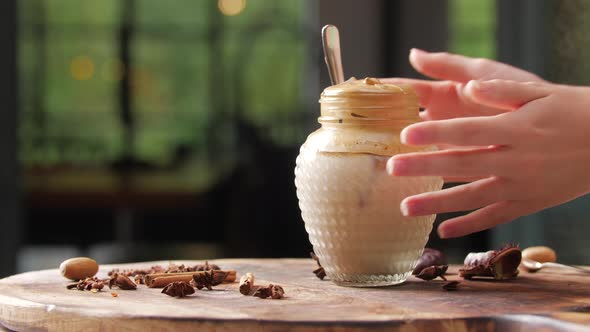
[253,284,284,299]
[190,270,228,290]
[162,281,195,298]
[108,273,137,290]
[310,252,326,280]
[66,276,106,292]
[193,261,221,271]
[415,265,448,281]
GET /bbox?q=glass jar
[295,78,443,287]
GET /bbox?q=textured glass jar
[295,78,443,287]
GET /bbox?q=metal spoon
[321,25,345,85]
[522,259,590,275]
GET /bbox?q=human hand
[387,79,590,238]
[381,49,545,121]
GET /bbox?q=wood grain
[0,259,588,331]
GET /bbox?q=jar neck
[310,78,428,156]
[318,105,417,128]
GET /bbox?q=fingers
[400,116,515,146]
[380,78,509,120]
[465,79,551,111]
[408,48,545,83]
[387,146,508,178]
[409,49,503,83]
[379,78,453,108]
[436,200,525,238]
[400,176,509,216]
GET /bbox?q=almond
[522,246,557,263]
[60,257,99,281]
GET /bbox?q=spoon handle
[543,262,590,274]
[322,25,345,85]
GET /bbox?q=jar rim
[318,78,420,124]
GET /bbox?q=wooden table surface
[0,259,588,331]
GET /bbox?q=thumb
[465,79,551,111]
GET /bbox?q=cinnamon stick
[146,274,194,288]
[145,270,237,288]
[144,272,194,287]
[223,270,237,282]
[239,273,255,295]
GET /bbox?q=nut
[522,246,557,263]
[363,77,380,85]
[60,257,99,281]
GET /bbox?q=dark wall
[318,0,448,81]
[0,0,20,277]
[497,0,553,78]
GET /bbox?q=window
[19,0,311,171]
[449,0,496,59]
[18,0,317,259]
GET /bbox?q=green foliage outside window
[19,0,308,168]
[449,0,496,59]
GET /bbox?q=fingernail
[400,127,410,144]
[437,225,459,239]
[437,226,449,239]
[400,199,411,217]
[410,48,427,55]
[386,158,408,176]
[401,198,430,217]
[400,125,427,145]
[386,157,396,175]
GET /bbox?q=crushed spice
[66,276,106,292]
[254,284,285,299]
[108,261,222,279]
[310,252,326,280]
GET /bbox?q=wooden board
[0,259,589,331]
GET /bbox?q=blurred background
[1,0,589,277]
